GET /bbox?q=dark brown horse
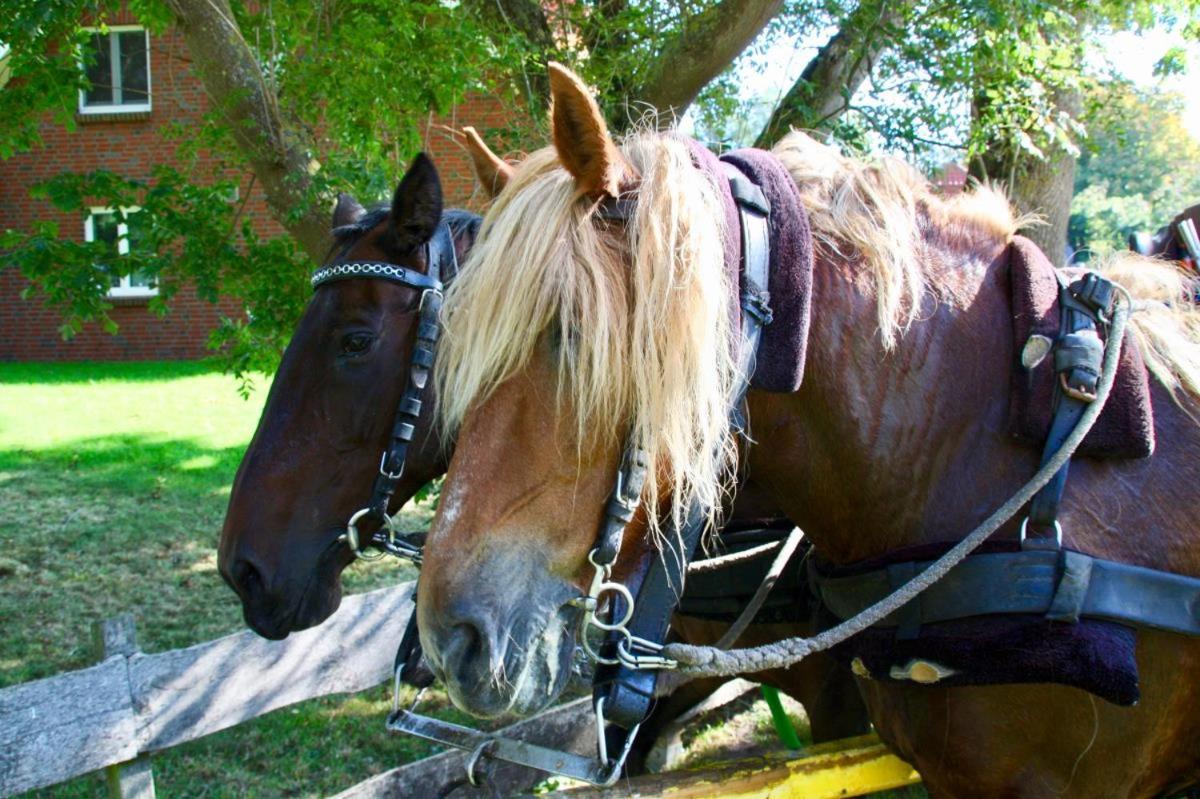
[216,153,866,753]
[422,64,1200,796]
[218,154,466,639]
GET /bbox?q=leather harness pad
[1008,235,1154,458]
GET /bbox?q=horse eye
[340,332,374,357]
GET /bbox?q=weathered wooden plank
[94,615,156,799]
[131,581,415,751]
[551,733,922,799]
[334,698,597,799]
[0,658,139,798]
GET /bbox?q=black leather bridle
[310,221,459,563]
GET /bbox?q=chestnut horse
[422,64,1200,796]
[216,153,866,752]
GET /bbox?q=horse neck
[747,231,1032,564]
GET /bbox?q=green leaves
[1070,79,1200,258]
[4,166,310,374]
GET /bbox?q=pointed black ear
[332,192,366,229]
[391,153,443,254]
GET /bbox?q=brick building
[0,10,512,362]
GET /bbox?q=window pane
[118,31,148,104]
[129,270,157,289]
[122,209,146,249]
[82,32,113,106]
[89,212,122,286]
[90,212,119,249]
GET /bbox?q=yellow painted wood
[557,733,922,798]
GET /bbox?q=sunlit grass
[0,361,434,798]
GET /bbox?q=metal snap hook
[464,738,496,786]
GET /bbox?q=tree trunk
[632,0,785,123]
[755,0,910,148]
[972,88,1082,266]
[164,0,330,263]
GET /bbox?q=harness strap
[1026,272,1115,542]
[590,160,773,744]
[811,548,1200,637]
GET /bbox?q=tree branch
[630,0,785,123]
[755,0,911,148]
[164,0,330,262]
[463,0,555,113]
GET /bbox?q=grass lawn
[0,361,450,798]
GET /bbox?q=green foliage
[4,0,1198,378]
[1069,81,1200,257]
[0,0,99,158]
[0,361,452,796]
[2,167,311,375]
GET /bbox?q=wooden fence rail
[0,582,415,798]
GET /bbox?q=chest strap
[812,548,1200,638]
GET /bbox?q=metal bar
[387,709,615,786]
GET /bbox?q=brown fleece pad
[1008,235,1154,458]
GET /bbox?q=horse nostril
[228,558,265,601]
[442,622,485,666]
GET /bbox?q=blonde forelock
[437,133,739,539]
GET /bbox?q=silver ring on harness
[340,507,389,561]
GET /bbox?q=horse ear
[391,153,444,253]
[547,62,632,199]
[459,126,514,199]
[332,192,366,229]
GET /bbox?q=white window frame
[85,206,158,298]
[78,26,152,115]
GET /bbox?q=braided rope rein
[661,289,1135,680]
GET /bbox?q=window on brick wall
[79,27,151,114]
[86,208,157,298]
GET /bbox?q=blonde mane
[771,132,1200,404]
[772,131,1021,349]
[437,134,738,536]
[1092,253,1200,402]
[438,128,1200,540]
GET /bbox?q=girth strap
[812,549,1200,637]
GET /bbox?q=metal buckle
[379,451,405,481]
[1020,517,1063,550]
[1059,372,1098,403]
[419,286,444,315]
